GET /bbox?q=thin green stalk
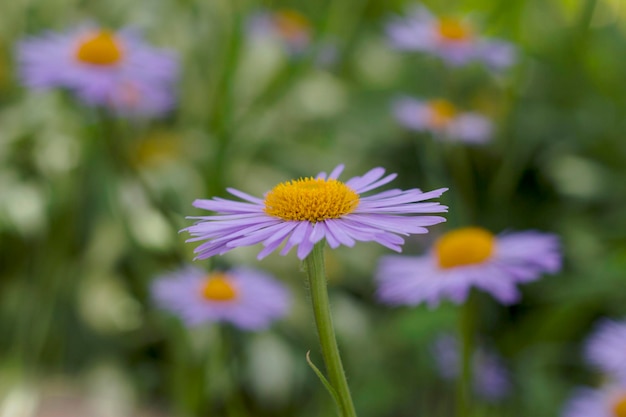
[206,4,244,198]
[303,243,357,417]
[220,326,249,417]
[457,292,478,417]
[445,144,476,225]
[577,0,597,36]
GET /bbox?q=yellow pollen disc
[438,18,473,41]
[428,99,457,128]
[201,273,238,302]
[613,395,626,417]
[273,10,310,40]
[264,177,359,222]
[76,30,123,66]
[435,227,495,269]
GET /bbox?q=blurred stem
[445,145,475,225]
[415,138,464,227]
[207,5,243,198]
[304,243,357,417]
[457,292,478,417]
[415,136,447,190]
[577,0,597,35]
[220,326,249,417]
[169,324,205,417]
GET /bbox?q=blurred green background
[1,0,626,416]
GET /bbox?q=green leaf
[305,350,342,415]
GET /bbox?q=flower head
[376,227,561,307]
[152,265,290,330]
[386,6,516,69]
[562,384,626,417]
[185,165,447,261]
[433,334,511,401]
[18,24,178,117]
[393,96,492,144]
[585,319,626,384]
[248,9,312,54]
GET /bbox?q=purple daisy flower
[561,384,626,417]
[433,334,511,402]
[184,164,448,261]
[376,227,561,307]
[152,265,290,330]
[247,9,312,54]
[386,6,516,70]
[585,318,626,384]
[246,9,338,66]
[393,96,493,144]
[17,24,178,117]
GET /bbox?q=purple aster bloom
[247,9,338,66]
[386,6,516,70]
[393,96,492,144]
[585,319,626,384]
[17,24,178,117]
[184,164,448,261]
[247,9,312,55]
[561,384,626,417]
[433,334,511,401]
[376,227,561,308]
[152,265,290,330]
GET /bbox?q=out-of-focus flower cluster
[386,5,517,144]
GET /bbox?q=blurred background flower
[433,333,511,402]
[392,96,493,144]
[18,24,178,117]
[561,384,626,417]
[376,228,561,307]
[247,9,312,55]
[585,318,626,384]
[152,265,291,330]
[386,5,516,69]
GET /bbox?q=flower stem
[457,292,478,417]
[304,243,357,417]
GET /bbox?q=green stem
[457,292,478,417]
[303,243,357,417]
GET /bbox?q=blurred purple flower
[17,24,178,117]
[386,6,516,70]
[585,318,626,384]
[152,265,290,330]
[433,334,511,401]
[184,164,447,261]
[247,9,338,66]
[247,10,312,55]
[561,384,626,417]
[393,96,493,144]
[376,227,561,307]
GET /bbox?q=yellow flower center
[201,273,238,302]
[76,30,123,66]
[437,18,473,41]
[264,177,359,222]
[613,395,626,417]
[273,10,310,40]
[428,99,457,128]
[435,227,495,269]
